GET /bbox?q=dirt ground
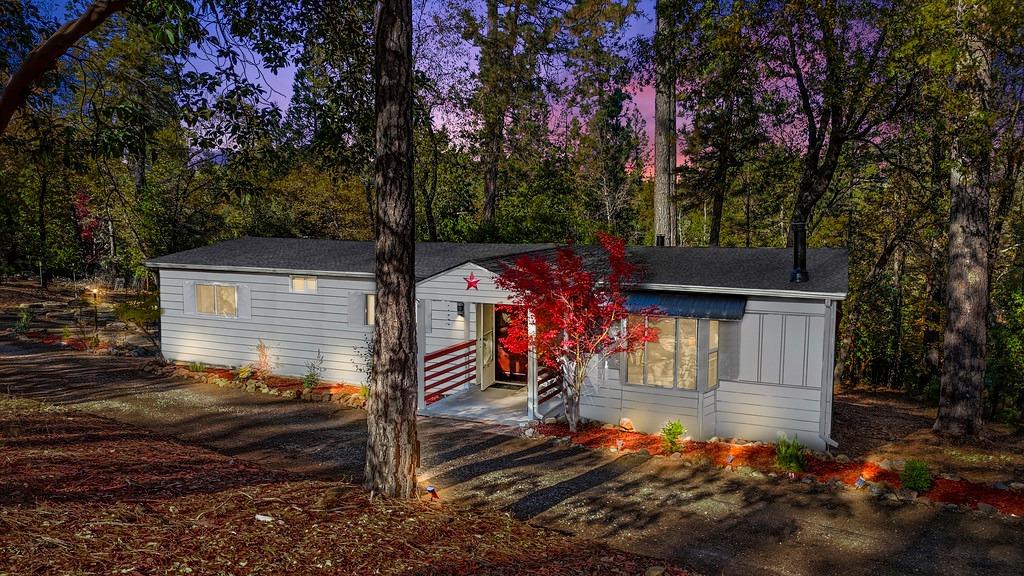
[834,389,1024,484]
[0,395,687,576]
[0,279,78,309]
[2,339,1023,576]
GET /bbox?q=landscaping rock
[1011,482,1024,491]
[301,390,313,401]
[993,481,1009,491]
[618,417,635,432]
[669,452,681,459]
[896,488,918,502]
[835,454,851,464]
[637,448,651,457]
[708,436,721,443]
[523,428,537,439]
[245,382,257,393]
[977,503,998,516]
[940,473,962,482]
[645,567,667,576]
[543,417,558,425]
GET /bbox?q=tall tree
[365,0,419,497]
[652,0,675,245]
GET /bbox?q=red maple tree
[495,232,658,431]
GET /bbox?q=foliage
[301,349,325,390]
[660,420,686,454]
[114,292,161,348]
[236,364,253,382]
[14,309,32,334]
[900,460,933,493]
[775,434,807,472]
[355,334,376,388]
[188,361,205,373]
[61,327,72,341]
[495,233,658,431]
[252,338,275,380]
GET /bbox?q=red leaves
[495,234,657,373]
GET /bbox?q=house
[146,237,848,450]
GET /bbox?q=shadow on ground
[1,338,1022,576]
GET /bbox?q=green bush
[14,309,32,334]
[775,433,807,471]
[661,420,687,453]
[61,327,72,341]
[900,459,933,492]
[188,361,205,373]
[301,349,325,390]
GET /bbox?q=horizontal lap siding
[715,380,824,449]
[159,269,374,384]
[417,264,513,305]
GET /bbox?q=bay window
[626,315,719,391]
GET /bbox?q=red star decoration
[464,272,480,290]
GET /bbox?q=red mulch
[0,397,692,576]
[535,423,1024,516]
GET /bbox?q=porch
[415,328,562,425]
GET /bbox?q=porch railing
[424,339,476,404]
[536,366,561,407]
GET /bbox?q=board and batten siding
[714,296,835,450]
[158,269,375,384]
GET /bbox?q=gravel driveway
[2,337,1022,576]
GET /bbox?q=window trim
[289,275,318,294]
[195,282,238,318]
[364,292,376,326]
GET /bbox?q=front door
[495,305,528,384]
[477,303,496,390]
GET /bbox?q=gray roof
[146,237,848,297]
[146,237,554,281]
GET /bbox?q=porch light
[457,302,465,318]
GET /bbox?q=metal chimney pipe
[791,221,809,282]
[655,234,666,247]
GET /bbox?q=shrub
[253,338,275,379]
[775,433,807,471]
[113,292,161,348]
[61,327,73,341]
[236,364,253,381]
[661,420,687,453]
[14,309,32,334]
[900,460,933,492]
[302,349,325,390]
[188,361,205,373]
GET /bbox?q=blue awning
[625,292,746,320]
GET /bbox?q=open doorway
[495,304,528,385]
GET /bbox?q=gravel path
[2,337,1022,576]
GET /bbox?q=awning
[625,292,746,320]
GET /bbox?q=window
[290,275,317,293]
[364,293,376,325]
[196,283,237,317]
[708,320,720,390]
[626,315,717,391]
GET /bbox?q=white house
[146,237,848,450]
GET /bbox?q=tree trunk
[559,360,584,433]
[37,172,48,290]
[479,0,503,235]
[424,120,439,242]
[364,0,419,498]
[0,0,128,136]
[653,0,675,245]
[934,20,992,439]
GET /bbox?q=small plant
[900,459,933,492]
[775,433,807,472]
[188,360,206,373]
[355,334,377,389]
[301,349,326,390]
[61,327,72,341]
[661,420,687,453]
[253,338,276,380]
[236,364,253,381]
[359,384,370,402]
[14,309,32,334]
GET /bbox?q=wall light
[456,302,465,318]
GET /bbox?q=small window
[196,283,237,317]
[290,276,317,293]
[365,293,376,326]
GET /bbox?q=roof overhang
[626,291,746,320]
[632,282,848,301]
[145,261,375,280]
